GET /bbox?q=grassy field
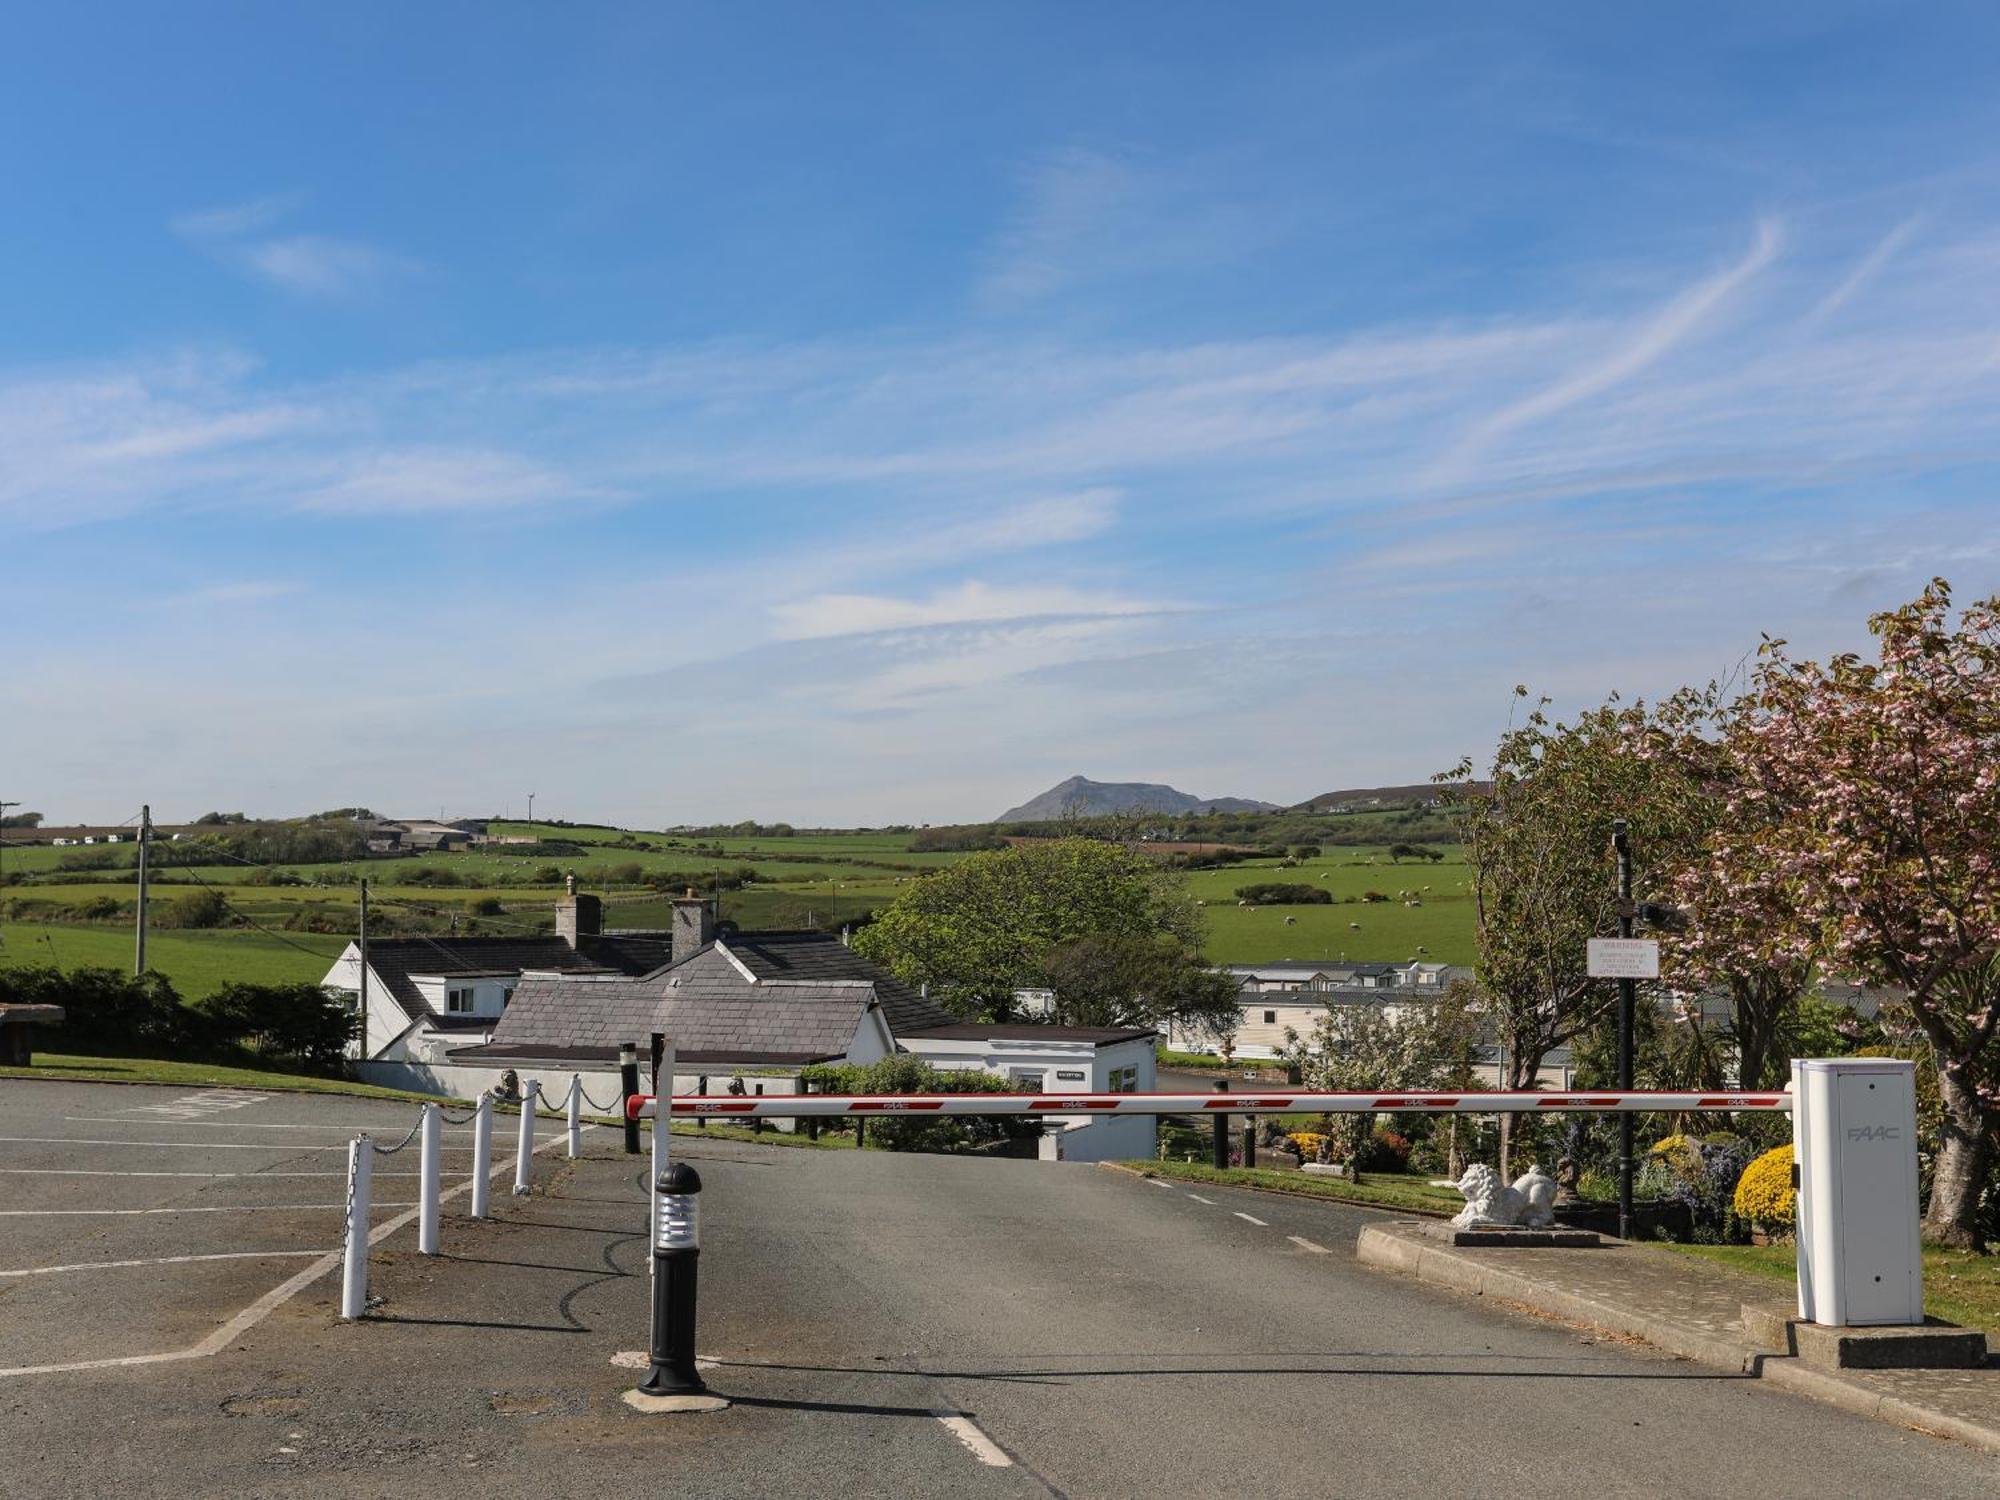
[0,1052,455,1102]
[3,820,1475,997]
[0,922,345,996]
[1653,1241,1999,1337]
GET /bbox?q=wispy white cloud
[768,580,1161,641]
[1439,218,1784,475]
[170,195,417,299]
[296,446,585,514]
[1798,214,1921,332]
[170,193,307,241]
[240,235,418,298]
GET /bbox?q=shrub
[166,888,231,930]
[1356,1128,1412,1173]
[1232,882,1333,905]
[1360,890,1388,903]
[470,896,505,916]
[195,982,355,1071]
[798,1055,1036,1154]
[1734,1144,1796,1229]
[1288,1131,1330,1161]
[0,964,191,1053]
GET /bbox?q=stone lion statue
[1447,1164,1559,1230]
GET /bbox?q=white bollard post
[341,1135,371,1320]
[513,1077,538,1195]
[567,1073,582,1159]
[470,1092,493,1219]
[418,1103,441,1255]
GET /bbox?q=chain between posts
[369,1113,426,1155]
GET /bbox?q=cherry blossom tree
[1719,581,2000,1248]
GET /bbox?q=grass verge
[0,1051,457,1103]
[1121,1157,1461,1215]
[1652,1240,2000,1337]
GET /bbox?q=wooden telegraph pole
[134,805,151,976]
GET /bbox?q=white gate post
[341,1135,371,1319]
[418,1103,441,1255]
[567,1073,582,1158]
[514,1077,538,1195]
[650,1095,669,1262]
[470,1091,493,1219]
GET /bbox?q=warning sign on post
[1587,937,1660,979]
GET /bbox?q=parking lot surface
[2,1082,1996,1497]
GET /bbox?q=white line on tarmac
[1185,1194,1215,1204]
[935,1413,1014,1468]
[0,1251,332,1279]
[1146,1178,1173,1188]
[65,1116,539,1135]
[1234,1212,1269,1226]
[1287,1235,1330,1254]
[0,1124,587,1380]
[0,1168,417,1178]
[0,1137,346,1152]
[0,1203,418,1216]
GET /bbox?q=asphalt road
[0,1086,1994,1497]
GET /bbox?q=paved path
[2,1112,1994,1495]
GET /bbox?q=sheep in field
[1284,915,1297,926]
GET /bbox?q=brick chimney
[556,873,601,949]
[672,888,716,965]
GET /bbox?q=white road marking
[0,1124,587,1380]
[0,1203,418,1216]
[935,1413,1013,1468]
[0,1168,414,1178]
[112,1091,274,1122]
[0,1136,348,1151]
[1233,1212,1269,1226]
[1287,1235,1330,1254]
[67,1116,508,1134]
[1185,1193,1215,1204]
[0,1251,331,1279]
[1146,1178,1174,1188]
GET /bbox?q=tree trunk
[1925,1060,1994,1251]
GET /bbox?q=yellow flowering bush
[1648,1134,1702,1182]
[1288,1132,1329,1161]
[1733,1144,1795,1227]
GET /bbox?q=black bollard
[619,1044,641,1155]
[639,1163,707,1397]
[1211,1078,1230,1170]
[1243,1119,1257,1170]
[697,1075,708,1130]
[753,1082,765,1135]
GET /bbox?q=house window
[446,986,477,1014]
[500,984,516,1009]
[1108,1065,1139,1093]
[1262,1010,1277,1025]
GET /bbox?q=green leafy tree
[1039,933,1241,1045]
[852,838,1202,1019]
[1442,692,1712,1172]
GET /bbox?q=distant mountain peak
[996,776,1278,823]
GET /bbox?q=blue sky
[8,4,2000,825]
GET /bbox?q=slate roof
[353,933,673,1027]
[715,931,956,1032]
[475,963,880,1064]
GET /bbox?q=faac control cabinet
[1791,1057,1924,1327]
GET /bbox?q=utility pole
[357,878,370,1066]
[134,805,151,975]
[0,801,18,952]
[1613,818,1636,1241]
[527,792,535,839]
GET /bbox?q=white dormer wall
[407,974,516,1021]
[323,942,416,1062]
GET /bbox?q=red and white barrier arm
[626,1089,1788,1121]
